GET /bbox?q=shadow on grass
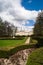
[35,38,43,48]
[31,36,43,48]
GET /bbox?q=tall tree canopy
[34,11,43,36]
[0,18,17,37]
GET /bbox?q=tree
[0,18,17,37]
[0,18,5,36]
[4,21,13,37]
[33,11,43,36]
[0,18,12,37]
[11,24,17,38]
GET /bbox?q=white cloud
[0,0,41,31]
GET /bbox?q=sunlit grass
[0,37,27,50]
[26,47,43,65]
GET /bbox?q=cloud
[0,0,41,31]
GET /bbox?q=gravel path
[25,37,30,44]
[0,48,35,65]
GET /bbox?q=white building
[16,31,33,36]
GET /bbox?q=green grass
[26,47,43,65]
[0,37,27,50]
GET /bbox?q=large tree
[0,18,17,37]
[34,11,43,36]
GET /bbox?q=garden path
[25,37,30,44]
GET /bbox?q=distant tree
[11,24,17,38]
[0,18,17,37]
[0,18,4,36]
[14,27,17,35]
[33,11,43,36]
[4,21,13,37]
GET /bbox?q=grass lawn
[26,47,43,65]
[0,37,27,50]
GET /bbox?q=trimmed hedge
[0,44,36,58]
[0,36,25,40]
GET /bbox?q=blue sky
[21,0,43,26]
[21,0,43,10]
[25,20,35,26]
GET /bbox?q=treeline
[33,11,43,36]
[0,18,17,37]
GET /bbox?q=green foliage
[26,47,43,65]
[34,11,43,36]
[30,37,38,45]
[0,44,36,58]
[30,36,43,47]
[0,18,17,37]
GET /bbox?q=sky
[22,0,43,10]
[0,0,43,31]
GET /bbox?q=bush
[0,36,25,40]
[31,35,43,47]
[0,44,36,58]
